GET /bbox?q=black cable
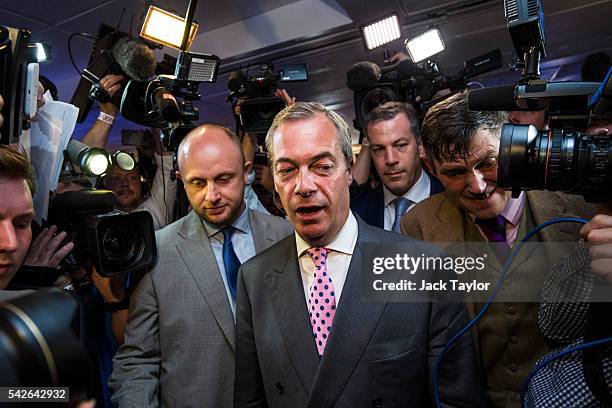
[67,32,98,76]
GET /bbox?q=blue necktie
[392,197,412,233]
[222,226,241,299]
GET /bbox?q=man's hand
[580,214,612,283]
[253,164,275,192]
[274,88,296,106]
[23,225,74,268]
[98,74,124,115]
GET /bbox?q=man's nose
[384,148,398,166]
[0,221,18,253]
[465,169,487,193]
[294,168,316,197]
[205,183,220,203]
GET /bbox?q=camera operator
[508,109,548,130]
[525,114,612,407]
[82,74,177,230]
[400,91,596,408]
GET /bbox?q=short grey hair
[265,101,353,168]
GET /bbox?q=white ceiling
[2,0,611,147]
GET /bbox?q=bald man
[110,125,292,408]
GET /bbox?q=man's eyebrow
[275,152,337,166]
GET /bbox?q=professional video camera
[0,25,42,144]
[468,0,611,202]
[118,49,220,152]
[226,63,308,135]
[347,49,502,131]
[48,189,157,278]
[69,24,160,124]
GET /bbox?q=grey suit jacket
[234,216,485,408]
[110,209,292,408]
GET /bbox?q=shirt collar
[466,191,525,226]
[201,206,250,238]
[383,170,430,208]
[296,211,358,257]
[500,191,525,227]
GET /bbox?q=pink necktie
[306,247,337,357]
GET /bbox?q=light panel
[140,5,199,50]
[361,15,401,51]
[405,28,445,63]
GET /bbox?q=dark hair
[0,145,36,195]
[421,91,506,163]
[581,51,611,82]
[365,102,421,142]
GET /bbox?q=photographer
[83,74,177,230]
[400,91,596,408]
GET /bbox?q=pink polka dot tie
[306,247,337,357]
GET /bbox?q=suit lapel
[307,222,390,408]
[267,237,320,394]
[249,210,277,252]
[176,211,236,350]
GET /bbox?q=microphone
[467,85,519,111]
[346,61,381,91]
[112,38,157,81]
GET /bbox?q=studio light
[405,28,445,63]
[140,5,199,50]
[111,150,135,171]
[34,42,51,62]
[66,139,111,177]
[360,14,401,51]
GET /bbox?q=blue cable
[433,217,589,408]
[520,336,612,406]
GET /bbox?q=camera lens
[498,123,611,200]
[100,224,145,270]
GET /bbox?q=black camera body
[49,189,157,277]
[227,63,307,135]
[347,50,502,131]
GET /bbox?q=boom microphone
[112,38,157,81]
[467,85,519,111]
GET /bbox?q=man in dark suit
[350,102,444,231]
[400,91,596,408]
[110,125,292,408]
[234,101,484,407]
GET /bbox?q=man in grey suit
[234,102,485,407]
[110,125,292,408]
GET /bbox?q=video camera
[119,49,220,152]
[226,63,308,135]
[468,0,612,202]
[0,25,42,145]
[347,49,503,131]
[49,189,157,278]
[69,24,159,124]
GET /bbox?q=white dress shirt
[383,170,431,231]
[295,211,358,306]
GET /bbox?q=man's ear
[244,160,252,184]
[175,170,182,180]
